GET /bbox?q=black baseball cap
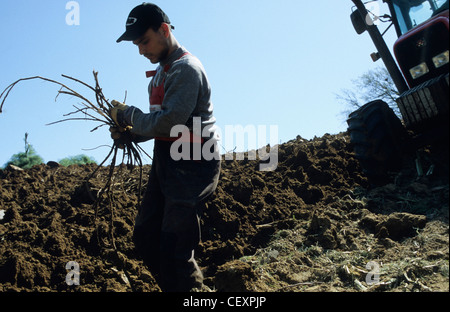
[116,3,174,43]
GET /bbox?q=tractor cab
[389,0,449,36]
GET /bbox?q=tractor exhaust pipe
[351,0,409,94]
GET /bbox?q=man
[111,3,220,292]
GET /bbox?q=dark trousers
[133,140,220,292]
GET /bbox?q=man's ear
[159,23,171,38]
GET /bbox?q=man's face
[133,26,169,64]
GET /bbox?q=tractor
[346,0,449,184]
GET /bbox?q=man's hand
[110,100,129,129]
[109,126,126,149]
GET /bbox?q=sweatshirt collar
[159,45,186,69]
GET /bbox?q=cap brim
[116,29,143,43]
[116,31,133,43]
[116,34,126,43]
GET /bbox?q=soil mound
[0,132,448,292]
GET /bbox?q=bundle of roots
[0,71,149,252]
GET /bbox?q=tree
[4,133,44,169]
[59,154,97,166]
[337,66,400,118]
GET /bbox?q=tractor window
[393,0,449,34]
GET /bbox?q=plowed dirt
[0,133,448,292]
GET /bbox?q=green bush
[59,154,97,166]
[3,133,44,169]
[5,145,44,169]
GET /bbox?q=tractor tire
[347,100,409,185]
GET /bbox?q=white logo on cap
[126,17,137,26]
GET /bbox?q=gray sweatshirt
[123,46,217,141]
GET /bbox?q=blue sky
[0,0,397,166]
